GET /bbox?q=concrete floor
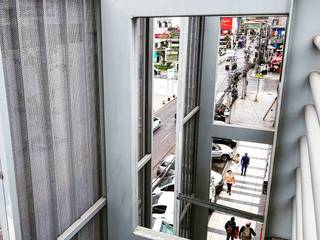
[207,141,270,240]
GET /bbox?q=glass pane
[151,17,182,234]
[208,138,272,240]
[213,16,288,130]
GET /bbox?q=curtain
[0,0,103,239]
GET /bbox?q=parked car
[153,116,162,131]
[153,175,175,195]
[225,56,237,71]
[210,170,224,201]
[152,218,174,235]
[212,137,237,149]
[152,192,174,225]
[153,170,223,196]
[211,143,234,161]
[156,155,175,176]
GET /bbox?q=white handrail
[304,104,320,239]
[57,197,106,240]
[309,72,320,117]
[295,169,303,240]
[299,136,318,239]
[292,197,297,240]
[313,35,320,51]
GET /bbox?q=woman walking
[224,170,236,195]
[231,153,241,173]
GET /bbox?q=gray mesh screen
[0,0,103,239]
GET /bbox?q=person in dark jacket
[225,217,236,240]
[241,153,250,176]
[239,222,256,240]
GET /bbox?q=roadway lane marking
[161,132,172,143]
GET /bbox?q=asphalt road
[152,99,177,177]
[216,48,279,98]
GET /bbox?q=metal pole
[299,136,318,239]
[304,104,320,239]
[295,168,303,240]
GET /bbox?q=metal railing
[293,37,320,239]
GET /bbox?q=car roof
[163,154,175,163]
[155,192,174,207]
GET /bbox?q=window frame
[100,0,293,239]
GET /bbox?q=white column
[304,104,320,239]
[309,72,320,117]
[299,136,318,239]
[292,197,297,240]
[295,169,303,240]
[312,35,320,51]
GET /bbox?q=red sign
[221,17,233,31]
[154,33,169,39]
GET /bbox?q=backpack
[242,226,251,240]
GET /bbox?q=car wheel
[221,154,229,161]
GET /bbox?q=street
[215,47,280,129]
[216,48,279,95]
[152,99,177,177]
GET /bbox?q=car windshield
[161,161,170,167]
[212,143,221,151]
[152,192,162,205]
[158,175,174,188]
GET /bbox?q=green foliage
[154,62,174,71]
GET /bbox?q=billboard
[221,17,233,31]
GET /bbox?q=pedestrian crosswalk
[207,142,270,240]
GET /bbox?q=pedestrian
[209,177,216,203]
[239,222,256,240]
[224,170,235,195]
[225,217,236,240]
[241,153,250,176]
[231,153,241,173]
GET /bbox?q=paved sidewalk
[229,91,277,130]
[153,77,178,112]
[207,141,270,240]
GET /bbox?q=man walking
[225,217,236,240]
[241,153,250,176]
[239,222,256,240]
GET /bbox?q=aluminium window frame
[100,0,293,239]
[193,12,294,240]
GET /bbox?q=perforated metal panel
[0,0,104,239]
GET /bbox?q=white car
[210,170,224,201]
[153,170,223,196]
[156,155,175,176]
[152,218,174,235]
[211,143,234,161]
[153,175,175,195]
[152,192,174,225]
[153,116,161,131]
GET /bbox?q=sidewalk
[229,91,277,130]
[153,77,178,112]
[207,141,270,240]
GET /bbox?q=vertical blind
[0,0,103,239]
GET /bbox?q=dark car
[212,137,237,149]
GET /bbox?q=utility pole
[241,28,250,99]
